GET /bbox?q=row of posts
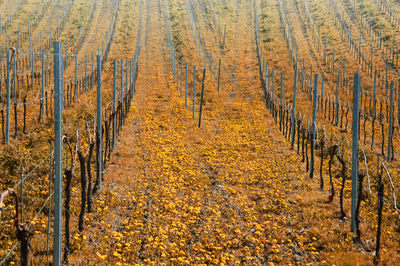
[52,36,140,264]
[255,0,364,237]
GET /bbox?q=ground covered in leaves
[68,0,400,265]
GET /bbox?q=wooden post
[198,69,206,128]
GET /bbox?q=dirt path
[69,0,375,264]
